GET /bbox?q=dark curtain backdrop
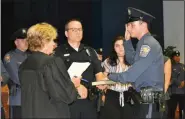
[1,0,163,59]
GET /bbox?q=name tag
[64,53,70,57]
[17,62,22,64]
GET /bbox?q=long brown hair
[107,36,130,66]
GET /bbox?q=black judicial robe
[19,51,77,118]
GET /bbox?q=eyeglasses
[67,28,83,32]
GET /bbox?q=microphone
[86,49,91,57]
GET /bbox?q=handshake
[71,75,109,99]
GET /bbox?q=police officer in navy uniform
[3,28,28,119]
[108,7,164,118]
[168,50,185,119]
[55,19,106,119]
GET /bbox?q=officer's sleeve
[171,64,184,86]
[171,78,181,86]
[124,40,136,65]
[3,54,20,85]
[1,61,9,86]
[109,44,159,83]
[180,64,185,81]
[176,64,185,86]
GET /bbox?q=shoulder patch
[140,45,151,57]
[4,54,11,63]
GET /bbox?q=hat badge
[140,16,143,20]
[22,29,26,33]
[100,48,103,52]
[128,9,131,15]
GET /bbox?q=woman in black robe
[19,23,86,118]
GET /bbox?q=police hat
[11,28,27,41]
[171,50,180,57]
[96,48,103,55]
[126,7,155,24]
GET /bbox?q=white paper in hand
[67,62,90,79]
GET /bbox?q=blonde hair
[27,22,57,51]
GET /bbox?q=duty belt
[139,87,165,112]
[140,87,163,104]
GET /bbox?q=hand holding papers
[67,62,90,79]
[68,62,90,99]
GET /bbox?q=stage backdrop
[163,1,184,63]
[1,0,164,59]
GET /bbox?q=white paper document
[67,62,90,79]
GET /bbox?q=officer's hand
[178,81,185,88]
[125,24,131,40]
[72,76,82,88]
[77,84,88,99]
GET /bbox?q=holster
[140,87,155,104]
[140,87,165,112]
[126,87,143,104]
[80,80,99,101]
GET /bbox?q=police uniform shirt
[55,43,102,82]
[108,33,164,91]
[3,49,28,105]
[171,62,185,94]
[4,49,28,85]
